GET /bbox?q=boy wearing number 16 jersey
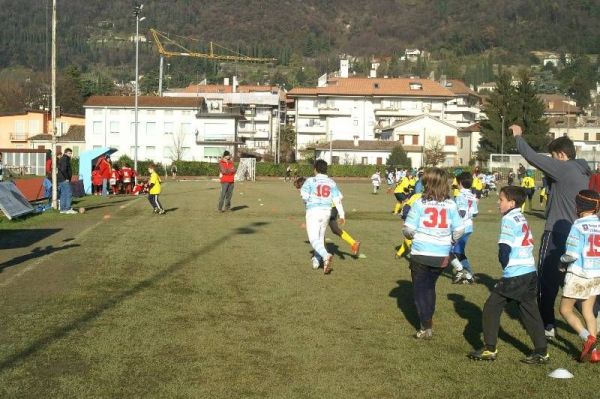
[300,159,345,274]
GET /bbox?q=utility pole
[51,0,58,209]
[500,114,505,157]
[133,3,144,183]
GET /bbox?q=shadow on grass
[0,220,270,372]
[447,293,535,355]
[230,205,249,212]
[82,198,134,211]
[0,229,62,250]
[1,243,80,273]
[388,280,420,330]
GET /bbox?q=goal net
[235,158,256,181]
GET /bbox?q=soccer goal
[235,158,256,181]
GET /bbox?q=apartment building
[0,110,84,149]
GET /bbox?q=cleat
[462,277,475,285]
[323,255,333,274]
[158,209,166,215]
[452,271,465,284]
[521,352,550,365]
[351,241,361,256]
[468,349,497,361]
[590,349,600,363]
[580,335,596,362]
[545,328,556,340]
[311,257,320,270]
[414,329,433,340]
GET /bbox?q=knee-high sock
[340,230,356,247]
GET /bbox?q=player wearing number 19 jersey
[300,159,344,274]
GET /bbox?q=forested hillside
[2,0,600,72]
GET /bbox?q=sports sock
[461,258,473,275]
[450,258,463,272]
[340,230,356,246]
[393,202,402,214]
[579,329,590,341]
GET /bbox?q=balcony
[318,106,351,116]
[10,133,29,142]
[444,104,481,114]
[297,108,320,116]
[297,124,327,134]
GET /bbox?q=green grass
[0,181,595,398]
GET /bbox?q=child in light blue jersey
[451,172,479,284]
[403,168,464,339]
[469,186,548,364]
[559,190,600,363]
[300,159,344,274]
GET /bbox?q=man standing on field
[217,150,236,212]
[512,124,591,339]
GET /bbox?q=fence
[1,149,46,178]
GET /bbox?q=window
[110,121,120,134]
[146,110,155,116]
[163,146,173,158]
[412,135,419,145]
[181,123,192,135]
[445,136,456,145]
[584,133,589,141]
[110,109,121,117]
[164,122,174,134]
[409,82,423,90]
[596,133,600,141]
[93,121,103,135]
[146,146,156,159]
[376,157,383,165]
[164,110,173,116]
[15,120,25,133]
[146,122,156,136]
[361,157,368,165]
[460,138,464,149]
[29,120,40,134]
[353,120,359,126]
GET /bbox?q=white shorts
[110,178,117,185]
[563,272,600,299]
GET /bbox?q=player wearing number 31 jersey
[402,168,464,340]
[300,159,344,274]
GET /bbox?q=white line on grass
[0,198,140,288]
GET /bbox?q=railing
[9,133,29,141]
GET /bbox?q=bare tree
[169,129,187,161]
[424,136,446,167]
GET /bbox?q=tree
[386,145,410,167]
[424,137,446,166]
[279,124,296,163]
[169,130,188,161]
[479,71,550,161]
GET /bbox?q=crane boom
[150,28,277,63]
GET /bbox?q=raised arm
[511,124,563,181]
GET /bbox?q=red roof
[84,96,203,108]
[289,77,455,97]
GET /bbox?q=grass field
[0,179,597,398]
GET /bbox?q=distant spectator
[57,148,76,214]
[217,150,236,212]
[171,163,178,179]
[92,167,102,195]
[121,163,134,194]
[96,155,111,196]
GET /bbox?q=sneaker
[60,209,77,214]
[580,335,597,362]
[323,255,333,275]
[311,257,320,270]
[462,277,475,285]
[590,348,600,363]
[154,208,159,214]
[521,352,550,365]
[158,209,166,215]
[414,329,433,340]
[452,271,465,284]
[468,349,498,361]
[545,328,556,340]
[351,241,361,256]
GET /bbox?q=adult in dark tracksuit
[512,124,591,338]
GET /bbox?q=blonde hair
[422,168,450,202]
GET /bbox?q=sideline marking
[0,198,139,287]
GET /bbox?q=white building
[164,80,285,157]
[288,66,482,161]
[84,96,244,164]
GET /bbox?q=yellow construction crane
[149,29,277,94]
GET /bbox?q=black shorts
[492,271,538,302]
[394,193,407,202]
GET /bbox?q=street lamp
[133,3,145,183]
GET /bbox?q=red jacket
[219,159,236,183]
[92,170,102,185]
[97,158,112,179]
[590,173,600,192]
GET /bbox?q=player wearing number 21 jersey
[300,160,344,274]
[498,208,536,278]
